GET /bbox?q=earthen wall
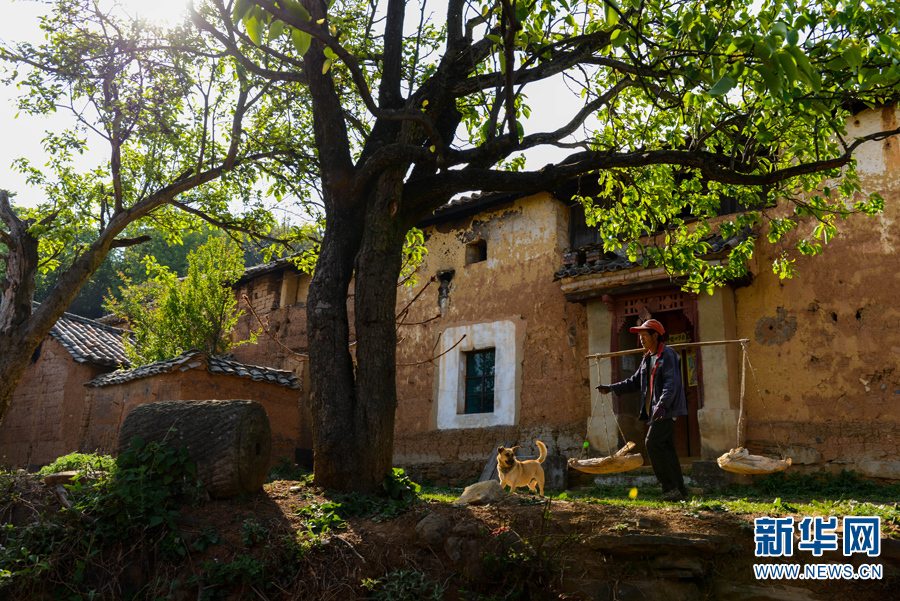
[81,371,302,466]
[392,192,590,480]
[729,106,900,478]
[0,337,107,467]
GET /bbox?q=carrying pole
[586,338,750,360]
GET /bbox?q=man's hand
[596,385,611,395]
[651,405,666,422]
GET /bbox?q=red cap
[629,319,665,335]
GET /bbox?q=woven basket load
[568,441,644,474]
[717,447,792,475]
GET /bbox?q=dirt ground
[176,480,899,601]
[4,475,899,600]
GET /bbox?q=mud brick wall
[0,337,109,468]
[81,371,302,466]
[731,106,900,481]
[234,272,282,315]
[394,193,591,437]
[231,305,310,372]
[394,420,586,486]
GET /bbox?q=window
[464,349,495,414]
[465,239,487,265]
[434,319,524,429]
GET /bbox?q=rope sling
[716,341,791,474]
[567,354,644,474]
[570,339,791,475]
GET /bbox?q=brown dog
[497,440,547,496]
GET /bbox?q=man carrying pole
[597,319,689,501]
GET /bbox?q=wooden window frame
[464,348,495,414]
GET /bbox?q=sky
[0,0,582,212]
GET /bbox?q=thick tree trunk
[349,170,408,493]
[0,190,42,422]
[0,190,118,424]
[307,206,365,489]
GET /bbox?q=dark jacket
[609,343,687,422]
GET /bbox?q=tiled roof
[553,226,757,281]
[234,255,300,286]
[34,303,128,367]
[84,350,301,389]
[417,191,533,227]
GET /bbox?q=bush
[0,436,203,598]
[37,452,114,476]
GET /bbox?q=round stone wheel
[117,399,272,499]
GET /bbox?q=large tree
[0,0,306,420]
[189,0,900,492]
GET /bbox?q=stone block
[543,454,568,492]
[697,408,740,460]
[858,460,900,480]
[584,532,732,557]
[456,480,507,505]
[745,440,822,465]
[414,513,450,546]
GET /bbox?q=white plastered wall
[434,318,526,429]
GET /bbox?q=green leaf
[755,65,781,92]
[842,46,863,70]
[149,515,164,527]
[246,16,262,46]
[291,29,312,56]
[284,0,311,22]
[787,28,799,47]
[708,74,736,96]
[232,0,253,23]
[775,51,797,82]
[825,56,849,71]
[322,57,333,74]
[269,20,285,41]
[604,2,620,28]
[785,45,812,78]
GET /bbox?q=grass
[419,469,900,533]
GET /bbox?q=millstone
[117,399,272,499]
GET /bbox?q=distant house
[0,310,126,467]
[81,350,302,465]
[0,308,307,469]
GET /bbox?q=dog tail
[536,440,547,463]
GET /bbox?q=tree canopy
[0,0,308,420]
[106,236,248,365]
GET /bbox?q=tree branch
[170,200,295,246]
[109,235,152,249]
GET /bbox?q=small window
[464,349,495,414]
[465,239,487,265]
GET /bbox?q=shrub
[37,452,114,476]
